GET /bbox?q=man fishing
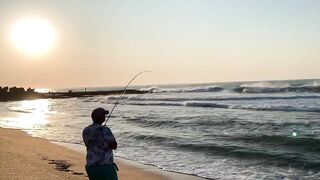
[83,107,118,180]
[82,71,149,179]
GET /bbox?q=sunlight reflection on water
[1,99,51,129]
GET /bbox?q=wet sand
[0,127,204,180]
[0,128,167,180]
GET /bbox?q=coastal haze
[0,0,319,88]
[1,0,320,180]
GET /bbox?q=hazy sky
[0,0,319,88]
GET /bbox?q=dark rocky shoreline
[0,86,148,102]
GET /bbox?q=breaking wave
[126,95,320,102]
[141,80,320,94]
[232,105,320,113]
[142,86,223,93]
[235,81,320,93]
[124,101,320,113]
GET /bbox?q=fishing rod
[103,70,150,126]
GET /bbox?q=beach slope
[0,128,167,180]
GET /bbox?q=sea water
[1,79,320,179]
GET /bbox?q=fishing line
[103,70,150,126]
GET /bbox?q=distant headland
[0,86,148,102]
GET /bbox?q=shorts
[85,164,118,180]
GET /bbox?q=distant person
[82,108,118,180]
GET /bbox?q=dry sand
[0,127,168,180]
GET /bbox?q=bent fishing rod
[103,70,150,126]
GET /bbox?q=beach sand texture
[0,127,168,180]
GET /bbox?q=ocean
[1,79,320,179]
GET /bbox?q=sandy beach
[0,127,204,180]
[0,127,168,180]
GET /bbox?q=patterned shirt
[82,123,116,166]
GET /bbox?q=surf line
[103,70,150,126]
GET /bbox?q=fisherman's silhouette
[82,108,118,180]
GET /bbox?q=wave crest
[235,81,320,93]
[144,86,223,93]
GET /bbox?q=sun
[10,17,56,56]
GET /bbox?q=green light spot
[292,132,297,137]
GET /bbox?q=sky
[0,0,319,89]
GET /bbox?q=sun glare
[10,17,56,56]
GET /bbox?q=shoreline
[52,141,206,180]
[0,127,205,180]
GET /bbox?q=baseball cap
[91,107,109,123]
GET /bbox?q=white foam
[240,82,290,89]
